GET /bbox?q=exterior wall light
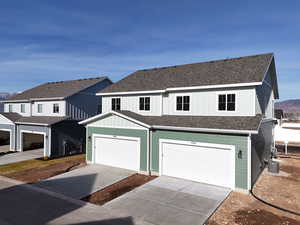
[238,150,243,159]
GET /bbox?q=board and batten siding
[102,87,256,117]
[31,101,66,117]
[151,130,249,190]
[163,87,256,116]
[86,127,148,172]
[87,114,147,130]
[66,79,112,120]
[255,68,275,118]
[0,124,16,151]
[251,120,273,185]
[4,103,31,117]
[16,124,51,156]
[102,94,162,116]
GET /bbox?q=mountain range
[275,99,300,113]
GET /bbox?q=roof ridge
[46,76,107,84]
[136,53,274,72]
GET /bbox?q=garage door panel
[94,136,140,171]
[161,141,235,189]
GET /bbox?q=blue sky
[0,1,299,100]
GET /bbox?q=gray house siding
[16,124,51,156]
[251,120,273,185]
[51,120,86,157]
[0,124,16,151]
[66,79,112,121]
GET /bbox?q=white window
[53,103,59,113]
[139,97,150,111]
[176,96,190,111]
[8,104,13,112]
[112,98,121,111]
[21,104,25,113]
[38,104,43,113]
[218,94,236,111]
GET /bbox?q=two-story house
[80,53,279,192]
[0,77,112,158]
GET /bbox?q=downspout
[247,133,252,191]
[149,129,152,175]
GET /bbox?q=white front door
[94,135,140,171]
[160,140,235,189]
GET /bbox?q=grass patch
[0,154,85,175]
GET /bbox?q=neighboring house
[0,77,112,157]
[80,53,279,192]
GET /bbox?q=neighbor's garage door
[94,135,140,171]
[160,140,235,188]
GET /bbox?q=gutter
[151,125,258,135]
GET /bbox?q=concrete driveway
[33,164,136,199]
[0,145,10,153]
[0,149,43,165]
[104,176,231,225]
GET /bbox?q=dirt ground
[276,145,300,157]
[82,174,156,205]
[2,155,86,183]
[206,156,300,225]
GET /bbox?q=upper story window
[218,94,236,111]
[8,104,13,112]
[53,103,60,113]
[139,97,150,111]
[176,96,190,111]
[38,104,43,113]
[111,98,121,110]
[21,104,25,113]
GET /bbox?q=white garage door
[94,135,140,171]
[160,140,235,188]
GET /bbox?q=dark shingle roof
[0,113,22,122]
[15,116,69,126]
[116,111,263,132]
[100,53,273,94]
[5,77,109,102]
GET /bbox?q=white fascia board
[96,90,166,96]
[78,112,112,125]
[79,111,151,129]
[95,82,262,96]
[165,82,263,92]
[15,122,49,126]
[30,97,65,101]
[152,125,259,135]
[0,99,29,103]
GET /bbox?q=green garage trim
[151,130,249,190]
[86,127,148,172]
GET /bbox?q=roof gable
[99,53,274,94]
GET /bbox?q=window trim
[111,97,121,111]
[216,92,237,112]
[139,96,151,112]
[8,104,13,113]
[53,103,60,114]
[20,104,25,113]
[37,104,43,113]
[175,94,191,112]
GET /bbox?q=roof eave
[96,82,263,96]
[151,125,259,135]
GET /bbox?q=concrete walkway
[0,149,43,165]
[104,176,231,225]
[33,164,135,199]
